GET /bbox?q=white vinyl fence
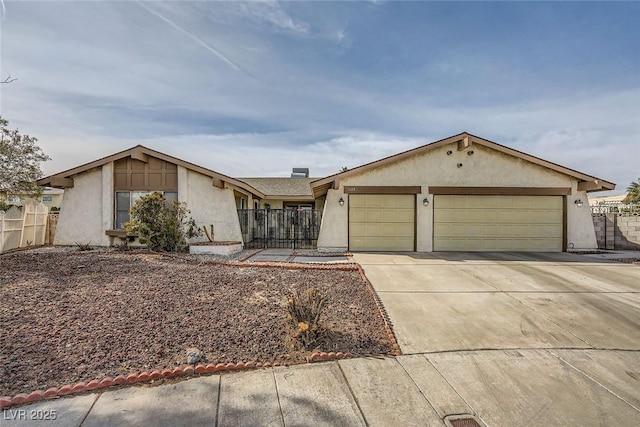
[0,199,50,253]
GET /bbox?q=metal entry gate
[237,209,322,249]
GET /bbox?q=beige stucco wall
[569,187,598,249]
[54,168,110,246]
[317,189,349,252]
[178,166,243,243]
[318,142,598,252]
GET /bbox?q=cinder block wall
[592,213,640,250]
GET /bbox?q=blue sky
[1,1,638,193]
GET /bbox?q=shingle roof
[237,178,315,197]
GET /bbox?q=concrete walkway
[4,350,639,426]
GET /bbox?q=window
[41,195,53,202]
[6,196,20,203]
[114,191,178,229]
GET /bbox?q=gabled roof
[310,132,615,198]
[37,145,265,198]
[237,178,315,199]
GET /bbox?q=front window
[115,191,178,229]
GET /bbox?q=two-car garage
[314,133,612,253]
[348,192,564,252]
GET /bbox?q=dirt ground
[0,249,394,397]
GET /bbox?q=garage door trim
[428,186,571,196]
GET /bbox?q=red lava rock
[44,388,58,398]
[0,250,396,398]
[58,385,73,395]
[183,366,194,375]
[149,371,162,380]
[71,383,86,393]
[113,375,127,385]
[85,380,100,391]
[11,394,28,405]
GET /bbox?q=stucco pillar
[317,188,348,252]
[101,163,113,246]
[567,189,598,250]
[416,190,433,252]
[177,166,189,204]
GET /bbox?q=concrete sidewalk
[4,350,639,426]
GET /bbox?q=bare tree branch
[1,74,17,84]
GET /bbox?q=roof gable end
[37,145,265,198]
[310,132,615,197]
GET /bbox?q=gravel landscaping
[0,249,394,398]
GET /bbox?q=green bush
[124,192,201,252]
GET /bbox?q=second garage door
[349,194,415,251]
[433,195,563,251]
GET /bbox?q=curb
[0,361,259,409]
[356,264,402,356]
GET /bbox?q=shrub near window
[124,192,201,252]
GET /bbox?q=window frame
[114,190,178,229]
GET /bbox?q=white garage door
[433,195,563,251]
[349,194,415,251]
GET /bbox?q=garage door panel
[434,195,563,252]
[365,210,383,222]
[349,208,366,222]
[381,209,414,222]
[349,194,415,251]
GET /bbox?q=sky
[1,1,638,194]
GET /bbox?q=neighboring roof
[589,193,627,206]
[237,178,315,199]
[310,132,616,198]
[37,145,265,198]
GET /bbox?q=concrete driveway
[352,251,640,425]
[354,251,640,353]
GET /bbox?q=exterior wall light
[423,197,430,206]
[338,197,345,206]
[574,199,584,208]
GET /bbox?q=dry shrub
[287,288,325,348]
